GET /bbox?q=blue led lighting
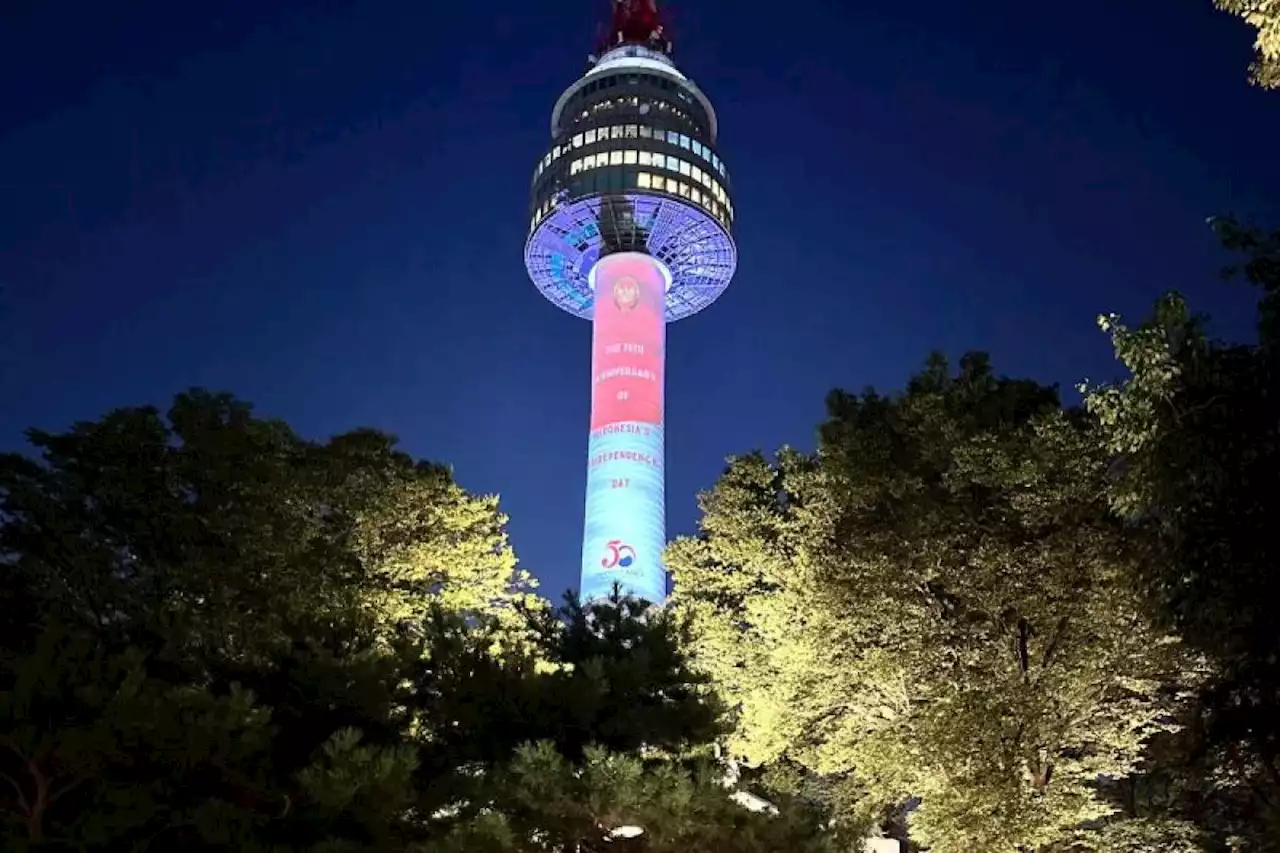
[524,192,737,323]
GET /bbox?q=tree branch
[1016,617,1031,681]
[1039,615,1070,673]
[47,774,85,806]
[0,770,30,815]
[26,758,49,842]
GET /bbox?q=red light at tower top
[597,0,673,56]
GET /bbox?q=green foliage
[1084,219,1280,850]
[0,622,276,849]
[0,391,835,850]
[430,741,840,853]
[0,390,538,655]
[0,391,494,850]
[417,593,837,853]
[1062,817,1209,852]
[670,353,1190,852]
[1214,0,1280,89]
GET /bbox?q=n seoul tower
[524,0,736,605]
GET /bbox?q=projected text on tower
[580,252,668,604]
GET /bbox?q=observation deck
[524,31,737,323]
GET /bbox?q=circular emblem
[601,539,637,569]
[612,275,640,312]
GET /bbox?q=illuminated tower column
[582,252,670,604]
[525,0,737,605]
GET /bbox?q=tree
[420,593,844,853]
[1214,0,1280,89]
[1084,219,1280,849]
[0,390,531,850]
[0,392,838,851]
[0,390,538,652]
[668,354,1191,852]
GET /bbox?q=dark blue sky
[2,0,1277,599]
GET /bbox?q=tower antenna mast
[599,0,673,56]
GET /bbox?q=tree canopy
[0,390,540,651]
[666,217,1280,851]
[666,354,1196,852]
[1214,0,1280,89]
[0,392,835,852]
[1083,218,1280,849]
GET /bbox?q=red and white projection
[580,252,669,603]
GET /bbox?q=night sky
[3,0,1278,599]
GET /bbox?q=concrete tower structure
[524,0,736,604]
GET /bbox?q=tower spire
[601,0,672,56]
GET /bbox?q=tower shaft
[581,251,668,604]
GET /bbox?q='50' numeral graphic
[600,539,636,569]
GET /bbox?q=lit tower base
[524,0,736,605]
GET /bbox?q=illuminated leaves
[669,355,1189,852]
[0,390,540,656]
[1214,0,1280,89]
[1083,219,1280,849]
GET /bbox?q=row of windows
[567,150,730,212]
[529,169,732,234]
[536,123,726,181]
[572,95,695,128]
[573,71,684,99]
